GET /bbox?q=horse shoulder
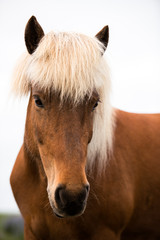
[10,145,27,207]
[10,145,49,238]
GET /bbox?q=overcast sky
[0,0,160,213]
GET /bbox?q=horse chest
[32,214,117,240]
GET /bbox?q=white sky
[0,0,160,213]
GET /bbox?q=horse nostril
[85,184,90,193]
[77,189,88,203]
[76,184,90,203]
[55,184,66,207]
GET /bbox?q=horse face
[23,16,108,218]
[29,87,99,217]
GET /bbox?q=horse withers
[10,16,160,240]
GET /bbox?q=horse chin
[53,205,86,218]
[54,209,85,218]
[54,212,64,218]
[50,200,86,218]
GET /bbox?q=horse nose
[55,184,90,216]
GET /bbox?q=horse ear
[95,26,109,53]
[25,16,44,54]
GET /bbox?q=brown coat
[10,109,160,240]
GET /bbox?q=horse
[10,16,160,240]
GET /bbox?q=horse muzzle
[48,184,90,218]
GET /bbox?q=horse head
[14,16,111,218]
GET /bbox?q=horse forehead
[50,100,88,121]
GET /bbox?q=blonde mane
[12,31,114,173]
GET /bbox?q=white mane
[12,31,115,174]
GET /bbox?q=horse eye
[33,96,44,108]
[92,101,99,111]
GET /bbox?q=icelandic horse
[10,16,160,240]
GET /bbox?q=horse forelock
[12,31,115,174]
